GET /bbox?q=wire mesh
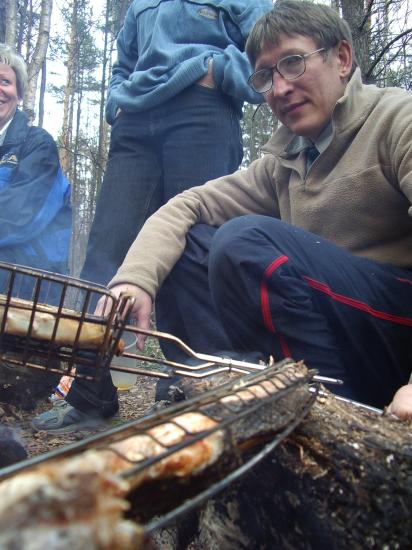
[0,361,316,517]
[0,261,129,379]
[0,359,319,549]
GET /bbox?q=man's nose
[270,73,293,97]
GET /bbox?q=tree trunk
[95,0,111,197]
[144,380,412,550]
[59,0,77,176]
[4,0,18,46]
[23,0,53,123]
[181,392,412,549]
[16,0,28,54]
[0,2,6,43]
[37,57,47,128]
[111,0,132,37]
[69,66,84,277]
[341,0,372,79]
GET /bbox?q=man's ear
[337,40,353,79]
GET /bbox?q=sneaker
[31,400,107,434]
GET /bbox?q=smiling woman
[0,44,74,439]
[0,63,20,131]
[0,43,72,278]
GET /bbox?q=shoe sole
[31,414,119,435]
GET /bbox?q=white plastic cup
[110,330,138,390]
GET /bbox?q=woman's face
[0,63,20,130]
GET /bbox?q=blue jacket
[106,0,273,123]
[0,110,71,275]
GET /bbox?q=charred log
[0,359,410,549]
[127,376,313,524]
[174,392,412,550]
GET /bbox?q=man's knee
[210,215,288,266]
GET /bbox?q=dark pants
[79,84,243,287]
[67,85,243,416]
[158,217,412,409]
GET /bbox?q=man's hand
[386,384,412,420]
[95,283,153,350]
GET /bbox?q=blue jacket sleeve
[106,6,138,124]
[0,128,68,247]
[105,0,273,121]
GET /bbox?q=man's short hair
[246,0,355,68]
[0,43,28,98]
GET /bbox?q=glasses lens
[278,55,305,79]
[250,68,272,93]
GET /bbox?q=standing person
[80,0,273,287]
[32,0,273,432]
[0,44,71,277]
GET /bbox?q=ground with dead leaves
[0,375,157,459]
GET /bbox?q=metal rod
[311,388,383,414]
[122,324,344,385]
[109,365,170,379]
[333,394,383,414]
[313,374,344,385]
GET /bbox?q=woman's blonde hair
[0,43,28,98]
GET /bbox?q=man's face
[0,63,20,130]
[255,34,352,141]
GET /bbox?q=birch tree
[4,0,18,46]
[24,0,53,121]
[3,0,53,123]
[59,0,78,176]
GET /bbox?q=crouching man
[34,0,412,432]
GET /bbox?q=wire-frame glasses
[248,48,326,94]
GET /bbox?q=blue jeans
[80,84,243,286]
[68,85,243,415]
[157,217,412,409]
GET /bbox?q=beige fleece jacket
[110,69,412,299]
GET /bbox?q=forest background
[1,0,411,277]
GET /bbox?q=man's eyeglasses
[248,48,326,94]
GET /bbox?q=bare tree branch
[366,27,412,79]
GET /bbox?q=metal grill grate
[0,263,343,391]
[0,360,318,536]
[0,261,131,379]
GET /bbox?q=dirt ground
[0,375,157,459]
